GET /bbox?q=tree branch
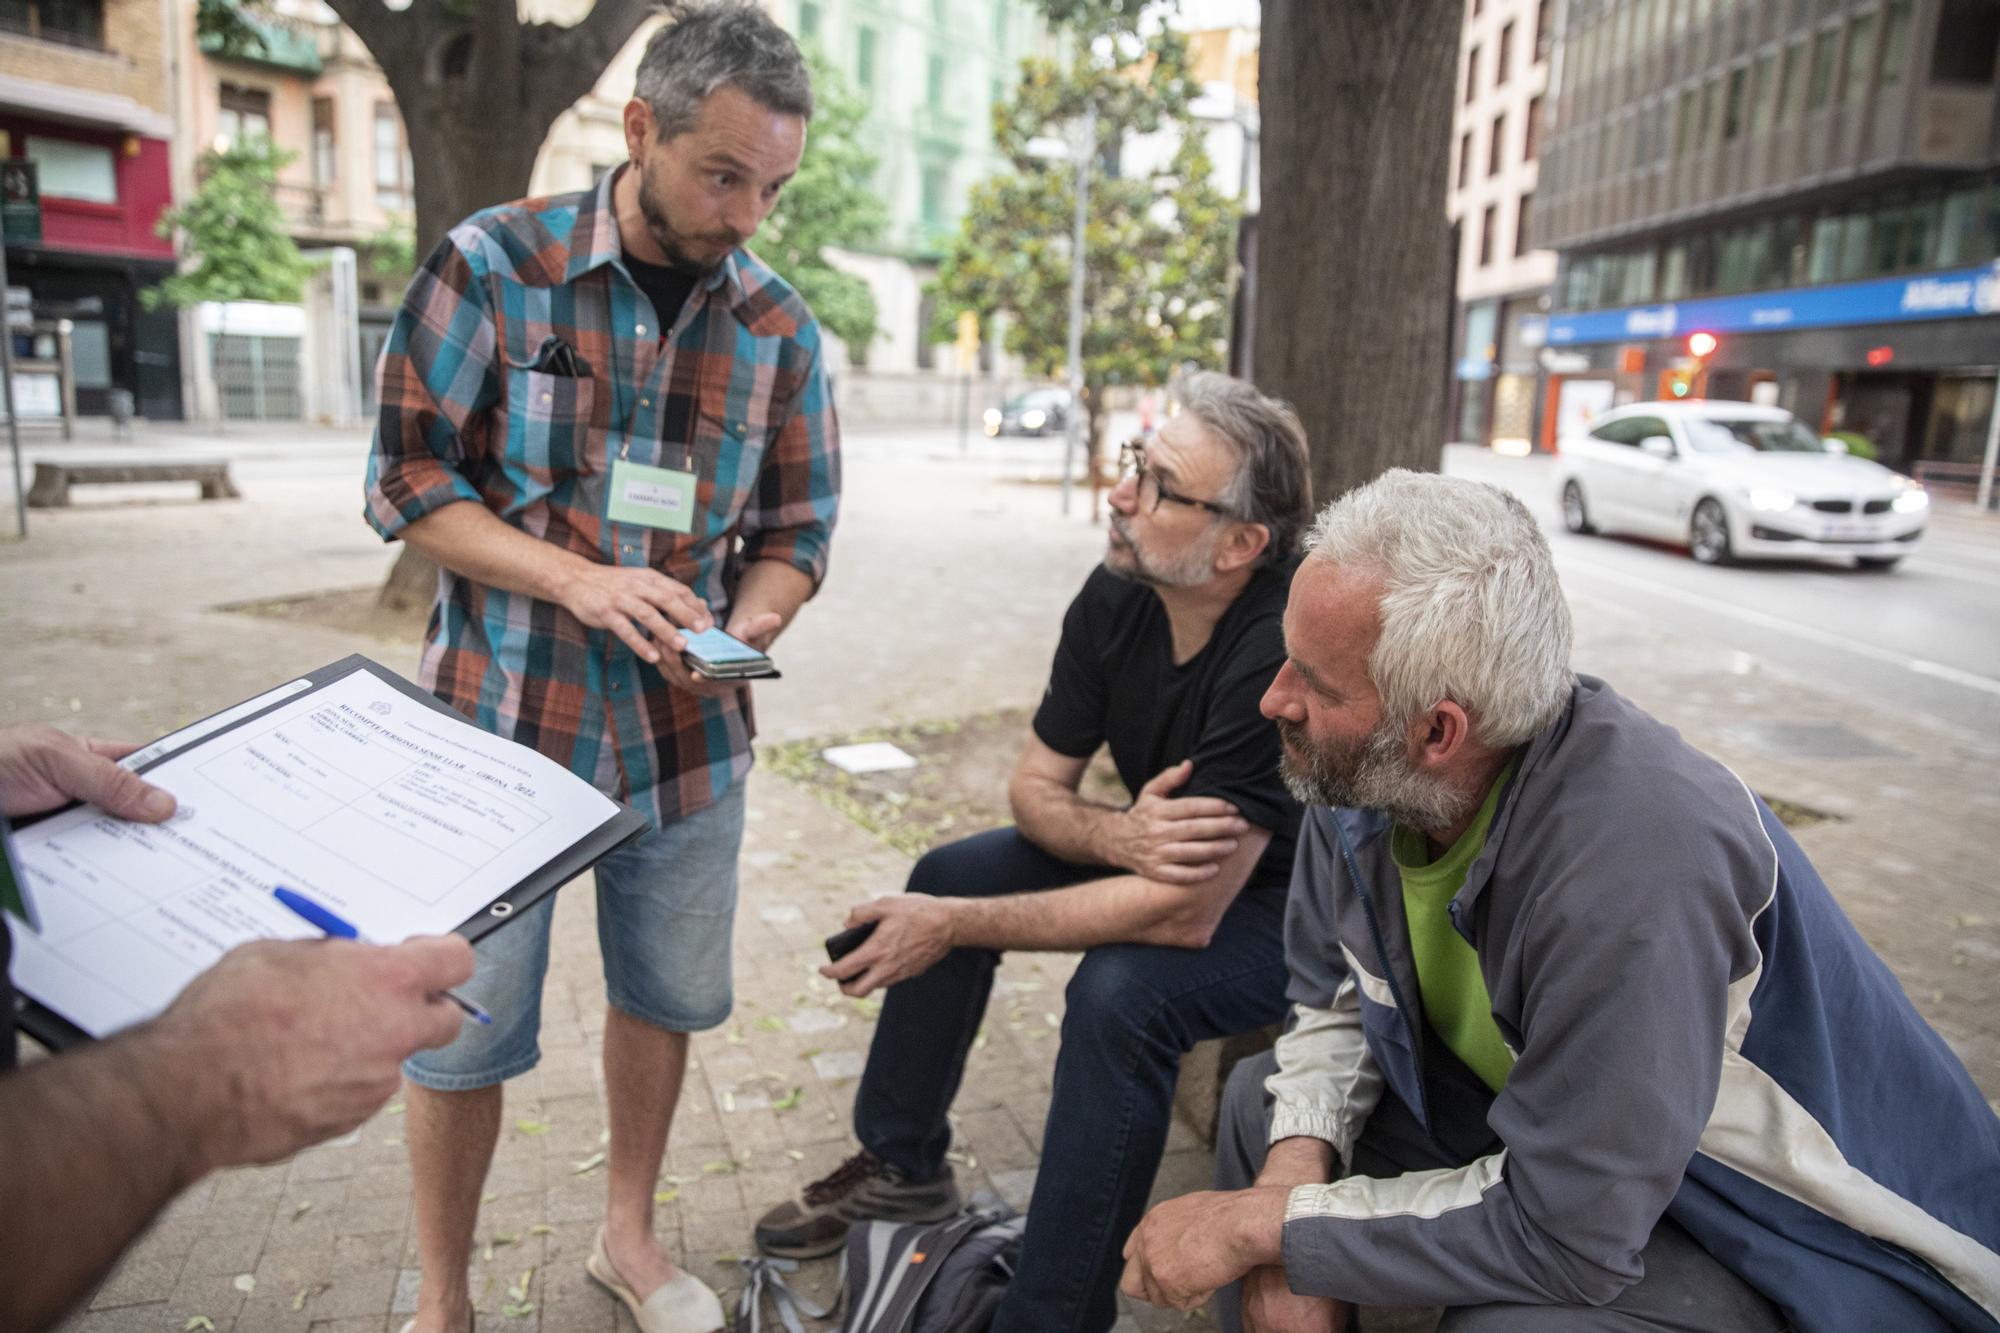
[465,0,523,108]
[321,0,405,74]
[530,0,664,115]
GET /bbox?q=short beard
[1277,716,1475,834]
[1105,514,1218,589]
[633,160,733,273]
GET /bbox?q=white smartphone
[680,626,780,680]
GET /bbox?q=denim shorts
[403,780,746,1091]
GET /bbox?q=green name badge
[608,458,697,534]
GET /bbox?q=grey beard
[1277,717,1475,834]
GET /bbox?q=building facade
[1449,0,1561,450]
[0,0,182,417]
[1535,0,2000,481]
[533,0,1055,381]
[176,0,412,423]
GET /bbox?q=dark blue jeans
[852,826,1291,1333]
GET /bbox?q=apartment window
[992,0,1006,46]
[0,0,102,47]
[1480,203,1497,266]
[798,0,819,40]
[312,97,336,188]
[920,162,947,232]
[1487,113,1505,176]
[22,136,115,203]
[1674,87,1696,158]
[1535,0,1553,55]
[856,26,877,88]
[1458,129,1473,189]
[1525,95,1543,160]
[217,85,273,149]
[928,52,944,108]
[1841,11,1877,103]
[1880,0,1913,85]
[1807,28,1838,110]
[1778,38,1809,121]
[1938,184,2000,265]
[1746,54,1775,134]
[1498,22,1514,86]
[1697,76,1720,148]
[1723,65,1747,139]
[1515,191,1533,257]
[1465,45,1479,103]
[1932,0,1999,82]
[374,103,411,212]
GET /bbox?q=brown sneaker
[753,1150,961,1259]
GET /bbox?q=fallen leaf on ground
[655,1187,681,1204]
[514,1119,550,1136]
[572,1152,606,1175]
[231,1274,255,1293]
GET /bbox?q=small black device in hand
[824,921,878,963]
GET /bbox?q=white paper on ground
[820,742,917,774]
[11,667,619,1038]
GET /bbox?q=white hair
[1305,470,1574,748]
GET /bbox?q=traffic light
[1686,330,1719,360]
[1663,368,1696,399]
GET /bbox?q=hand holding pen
[273,886,491,1025]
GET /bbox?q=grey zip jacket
[1269,675,2000,1330]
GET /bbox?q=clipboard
[8,654,650,1051]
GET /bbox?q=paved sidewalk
[3,426,1994,1332]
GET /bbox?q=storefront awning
[0,74,174,139]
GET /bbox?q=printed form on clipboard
[7,655,648,1047]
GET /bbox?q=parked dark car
[983,388,1072,438]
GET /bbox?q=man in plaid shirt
[363,7,838,1330]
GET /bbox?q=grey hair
[635,2,813,141]
[1171,370,1313,567]
[1305,470,1574,748]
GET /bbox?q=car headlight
[1022,409,1046,429]
[1746,487,1796,512]
[1892,487,1929,513]
[982,408,1002,429]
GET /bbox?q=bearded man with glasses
[752,371,1315,1332]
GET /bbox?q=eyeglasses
[1118,440,1234,517]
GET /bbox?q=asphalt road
[1444,445,2000,750]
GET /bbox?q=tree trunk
[321,0,660,607]
[1254,0,1460,504]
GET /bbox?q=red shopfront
[1,102,181,419]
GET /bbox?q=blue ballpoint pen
[272,886,492,1025]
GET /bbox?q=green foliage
[366,216,418,278]
[193,0,267,58]
[1824,430,1879,461]
[929,25,1237,423]
[760,50,888,356]
[145,139,319,312]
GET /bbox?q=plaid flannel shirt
[364,168,841,829]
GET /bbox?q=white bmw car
[1554,401,1929,569]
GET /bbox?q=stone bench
[1173,1023,1281,1146]
[27,457,240,508]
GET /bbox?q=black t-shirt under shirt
[1032,559,1304,903]
[623,254,702,336]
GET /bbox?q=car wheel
[1690,498,1734,565]
[1561,481,1595,535]
[1856,556,1902,571]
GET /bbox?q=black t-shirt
[1032,559,1304,902]
[623,253,702,335]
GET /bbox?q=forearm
[0,1029,214,1329]
[944,873,1215,952]
[728,559,816,641]
[1008,772,1127,868]
[398,499,592,604]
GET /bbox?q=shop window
[1837,212,1873,280]
[1806,27,1839,110]
[218,84,273,149]
[1936,184,2000,265]
[1841,11,1877,104]
[0,0,102,47]
[22,136,116,204]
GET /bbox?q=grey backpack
[840,1200,1025,1333]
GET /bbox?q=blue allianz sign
[1546,260,2000,346]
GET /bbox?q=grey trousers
[1212,1050,1789,1333]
